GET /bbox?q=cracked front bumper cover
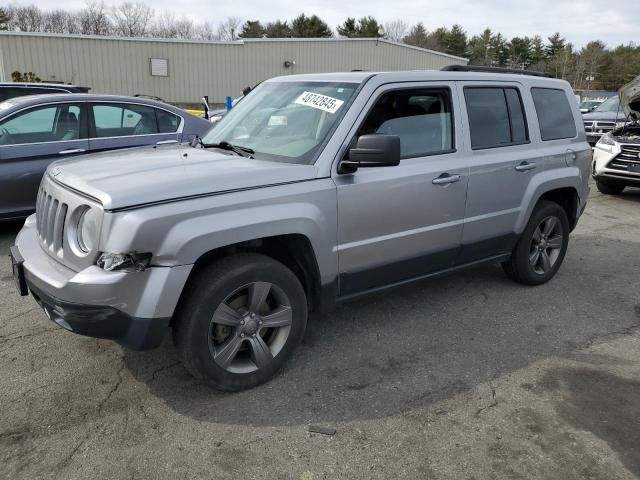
[27,278,170,350]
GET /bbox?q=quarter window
[531,88,577,141]
[91,103,179,138]
[464,87,529,149]
[0,103,83,145]
[359,88,454,158]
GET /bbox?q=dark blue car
[0,94,212,220]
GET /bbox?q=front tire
[173,253,307,391]
[596,179,625,195]
[503,201,570,286]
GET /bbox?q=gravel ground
[1,185,639,480]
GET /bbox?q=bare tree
[111,2,153,37]
[384,19,408,43]
[10,5,44,32]
[78,1,112,35]
[174,18,195,39]
[42,10,72,33]
[217,16,242,41]
[151,11,176,38]
[195,21,216,40]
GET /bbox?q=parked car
[0,94,212,220]
[11,67,591,391]
[582,95,629,145]
[579,99,603,114]
[0,82,90,102]
[592,75,640,194]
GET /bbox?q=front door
[0,102,88,218]
[334,83,468,297]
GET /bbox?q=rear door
[0,101,88,218]
[455,82,565,263]
[88,102,182,152]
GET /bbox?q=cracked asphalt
[1,184,640,479]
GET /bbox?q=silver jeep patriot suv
[11,67,591,391]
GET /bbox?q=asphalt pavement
[1,185,639,479]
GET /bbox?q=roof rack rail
[441,64,553,78]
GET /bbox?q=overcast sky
[13,0,638,48]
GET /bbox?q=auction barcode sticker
[294,91,344,114]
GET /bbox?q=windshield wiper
[192,137,254,158]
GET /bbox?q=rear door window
[531,88,577,141]
[91,103,180,137]
[156,108,180,133]
[464,87,529,149]
[92,103,164,138]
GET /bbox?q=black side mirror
[339,134,401,174]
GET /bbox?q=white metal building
[0,32,468,104]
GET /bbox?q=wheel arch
[516,171,582,234]
[172,234,325,324]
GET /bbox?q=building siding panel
[0,33,467,104]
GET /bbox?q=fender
[101,179,339,286]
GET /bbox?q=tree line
[1,2,638,90]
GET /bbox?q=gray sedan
[0,94,212,220]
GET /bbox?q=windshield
[201,81,359,164]
[594,96,620,113]
[580,101,599,108]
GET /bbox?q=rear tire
[596,179,625,195]
[503,201,570,286]
[173,253,307,391]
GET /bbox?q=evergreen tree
[337,16,382,37]
[290,14,332,38]
[239,20,265,38]
[402,22,429,49]
[446,24,467,57]
[264,20,291,38]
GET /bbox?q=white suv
[592,76,640,194]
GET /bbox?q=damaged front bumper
[13,215,193,350]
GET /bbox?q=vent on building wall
[150,58,169,77]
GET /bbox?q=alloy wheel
[529,215,564,275]
[208,282,292,374]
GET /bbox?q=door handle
[515,161,536,172]
[432,173,461,185]
[156,139,178,145]
[58,148,85,155]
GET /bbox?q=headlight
[97,252,152,272]
[597,133,615,146]
[76,207,101,253]
[595,133,616,153]
[615,121,628,128]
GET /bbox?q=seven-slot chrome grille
[35,173,104,271]
[36,185,68,256]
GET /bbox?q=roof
[0,31,468,63]
[1,93,184,111]
[268,70,571,86]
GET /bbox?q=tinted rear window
[531,88,577,141]
[464,87,529,149]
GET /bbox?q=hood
[50,144,318,210]
[581,110,625,122]
[619,74,640,120]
